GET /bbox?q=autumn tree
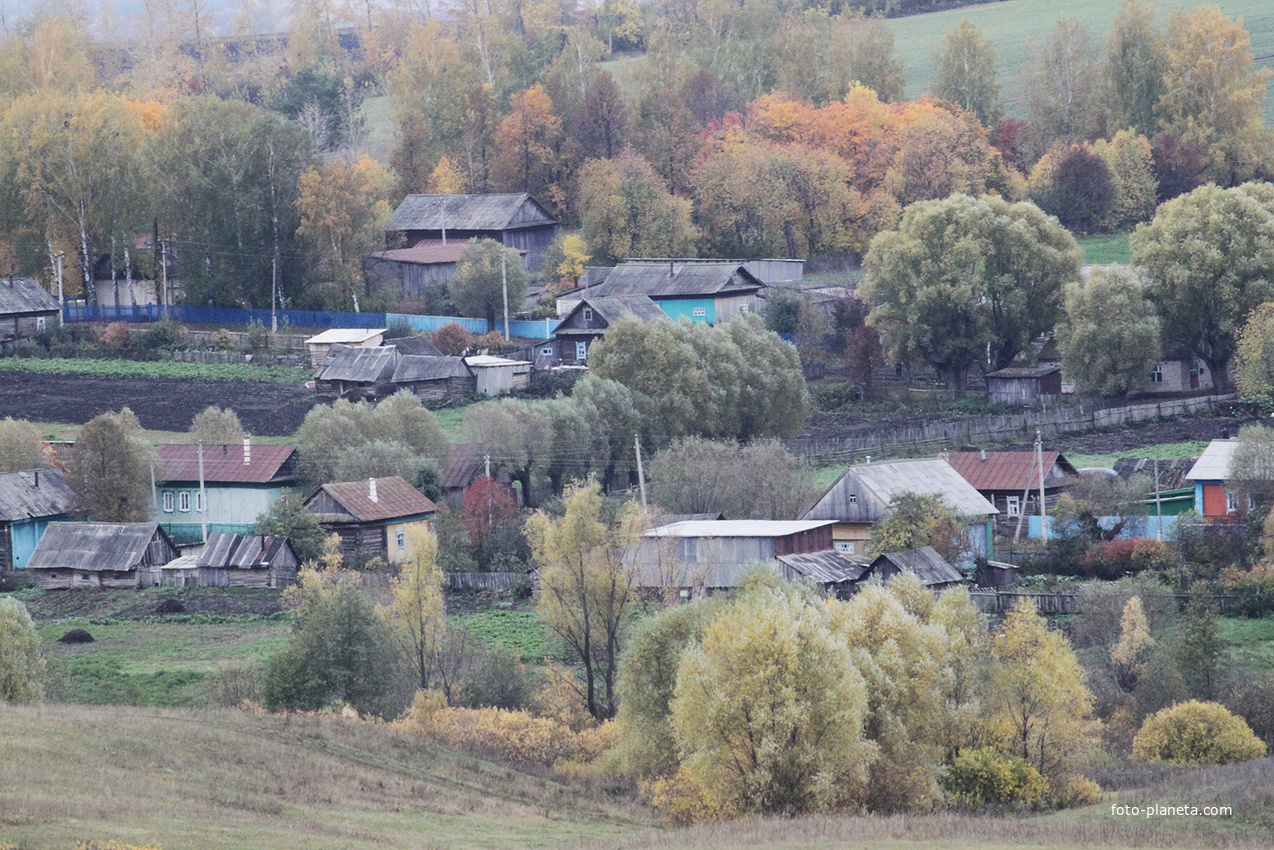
[578,150,696,265]
[1130,183,1274,393]
[774,10,904,107]
[648,437,820,521]
[931,19,1001,127]
[381,526,446,691]
[188,406,245,445]
[463,399,550,506]
[885,107,994,208]
[527,481,642,720]
[1158,6,1273,185]
[868,492,966,560]
[670,575,873,817]
[1111,596,1155,692]
[459,476,522,567]
[571,376,643,491]
[1102,0,1167,137]
[1028,143,1115,233]
[1024,19,1100,146]
[1150,132,1207,203]
[0,598,44,704]
[861,194,1081,390]
[1058,266,1160,401]
[987,601,1097,790]
[449,239,528,327]
[1095,130,1158,229]
[296,155,391,311]
[252,491,327,564]
[577,71,630,162]
[0,418,49,473]
[490,84,562,203]
[67,409,155,522]
[1133,701,1265,765]
[1234,303,1274,397]
[295,393,450,489]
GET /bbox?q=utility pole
[271,254,278,333]
[634,435,647,511]
[159,239,168,317]
[197,441,208,543]
[55,251,64,312]
[1036,430,1048,544]
[1154,456,1163,541]
[501,249,510,339]
[484,454,491,478]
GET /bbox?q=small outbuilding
[0,276,60,348]
[27,522,179,589]
[464,354,531,396]
[868,546,965,591]
[160,532,298,588]
[314,344,401,400]
[776,550,873,599]
[984,365,1063,408]
[305,328,386,368]
[391,355,476,403]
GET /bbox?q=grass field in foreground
[0,704,655,850]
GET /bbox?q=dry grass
[0,704,655,849]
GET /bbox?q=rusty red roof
[945,451,1076,493]
[158,444,296,485]
[313,476,437,522]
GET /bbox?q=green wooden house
[156,441,298,544]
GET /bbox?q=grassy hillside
[890,0,1274,124]
[0,704,655,850]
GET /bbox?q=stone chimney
[243,434,252,465]
[369,477,378,503]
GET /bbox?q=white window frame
[1226,488,1239,514]
[194,492,205,513]
[541,346,553,356]
[692,306,707,318]
[834,541,856,554]
[1006,495,1021,517]
[162,491,174,513]
[36,316,46,332]
[1152,363,1165,384]
[576,341,587,361]
[397,530,406,549]
[678,538,697,563]
[178,491,190,512]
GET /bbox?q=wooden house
[0,468,77,571]
[156,441,297,545]
[382,193,559,270]
[628,519,835,595]
[985,366,1063,407]
[305,328,386,368]
[541,295,667,366]
[1185,440,1252,523]
[557,260,764,324]
[305,476,438,565]
[0,277,59,348]
[802,458,998,559]
[160,532,298,588]
[869,546,964,591]
[364,240,529,300]
[945,451,1078,537]
[27,522,178,589]
[441,445,516,509]
[391,355,476,402]
[314,344,401,400]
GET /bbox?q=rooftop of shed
[1187,440,1239,481]
[645,520,834,538]
[27,522,166,571]
[196,532,296,569]
[870,545,964,586]
[776,550,873,583]
[316,344,399,384]
[0,277,59,316]
[392,354,471,383]
[306,328,386,345]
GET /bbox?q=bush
[431,322,474,356]
[0,597,45,703]
[245,319,268,351]
[101,321,132,349]
[942,747,1048,810]
[1132,701,1267,765]
[1222,563,1274,617]
[139,317,184,349]
[1061,775,1103,808]
[1079,538,1143,580]
[397,690,589,767]
[211,328,234,351]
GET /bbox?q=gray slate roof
[392,355,471,382]
[316,345,398,383]
[27,522,166,571]
[985,366,1061,379]
[803,458,998,523]
[777,550,873,584]
[0,468,75,522]
[385,193,557,232]
[196,532,297,569]
[870,546,964,586]
[0,277,59,316]
[1187,440,1239,482]
[589,261,763,299]
[390,335,444,356]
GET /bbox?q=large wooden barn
[27,522,179,589]
[382,193,559,270]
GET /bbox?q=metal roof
[0,277,59,316]
[366,240,470,265]
[776,550,872,583]
[0,468,76,522]
[464,355,530,367]
[26,522,165,571]
[871,546,964,586]
[385,193,557,232]
[316,345,399,383]
[392,355,471,383]
[310,476,438,523]
[651,513,726,526]
[1187,440,1238,481]
[195,532,297,569]
[645,520,835,538]
[589,261,763,299]
[443,444,483,490]
[803,458,998,523]
[945,451,1076,492]
[157,443,296,485]
[305,328,386,345]
[1114,456,1197,491]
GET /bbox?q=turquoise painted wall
[10,516,68,569]
[656,298,715,323]
[157,483,285,534]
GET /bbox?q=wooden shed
[869,546,965,590]
[464,354,531,396]
[305,328,386,368]
[27,522,178,589]
[314,344,400,400]
[775,550,873,599]
[160,532,298,588]
[985,366,1063,408]
[391,355,476,403]
[305,476,437,566]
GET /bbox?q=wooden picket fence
[446,572,531,591]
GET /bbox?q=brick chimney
[243,434,251,465]
[368,477,378,503]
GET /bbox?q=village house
[364,240,530,301]
[1185,439,1253,522]
[382,193,559,270]
[535,295,667,367]
[27,522,179,589]
[0,468,78,571]
[557,260,765,324]
[777,545,965,598]
[160,532,298,588]
[0,276,60,349]
[801,458,998,559]
[314,344,401,401]
[305,476,437,565]
[392,355,477,403]
[945,450,1078,537]
[156,440,298,545]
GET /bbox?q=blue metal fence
[62,303,561,339]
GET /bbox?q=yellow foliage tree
[430,154,467,194]
[555,234,590,287]
[1133,700,1266,765]
[380,526,446,691]
[296,155,391,309]
[1110,595,1154,691]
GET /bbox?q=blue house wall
[655,297,715,323]
[9,515,70,569]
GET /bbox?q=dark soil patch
[20,587,286,621]
[154,597,186,614]
[57,628,94,644]
[0,372,320,436]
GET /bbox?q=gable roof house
[314,344,402,401]
[392,354,477,403]
[383,193,559,270]
[0,276,60,349]
[305,476,438,566]
[946,451,1078,537]
[802,458,998,560]
[558,260,765,324]
[0,468,78,571]
[27,522,178,589]
[156,441,298,545]
[539,295,667,367]
[1184,439,1258,523]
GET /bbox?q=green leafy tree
[0,597,44,704]
[67,409,155,522]
[670,575,874,817]
[1102,0,1168,137]
[571,376,643,491]
[463,398,550,507]
[527,481,642,720]
[295,393,449,488]
[1177,582,1225,701]
[1133,701,1265,765]
[188,406,245,444]
[252,491,327,564]
[931,19,1001,127]
[1094,130,1159,229]
[0,417,49,473]
[578,150,697,265]
[1058,266,1160,400]
[861,194,1081,391]
[449,238,528,327]
[1130,183,1274,393]
[649,437,820,521]
[774,9,904,107]
[868,492,966,560]
[1023,19,1100,146]
[1233,303,1274,397]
